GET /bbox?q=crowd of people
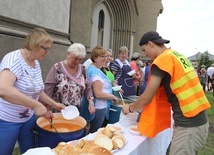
[0,28,211,155]
[195,63,214,103]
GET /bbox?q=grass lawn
[13,92,214,155]
[198,91,214,155]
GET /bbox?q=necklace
[24,49,35,68]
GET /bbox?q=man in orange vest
[122,31,210,155]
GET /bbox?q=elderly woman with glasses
[44,43,96,118]
[0,28,65,155]
[87,45,118,133]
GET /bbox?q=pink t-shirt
[130,61,140,84]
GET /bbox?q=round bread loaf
[95,128,105,137]
[109,126,123,133]
[75,139,86,149]
[108,126,116,133]
[102,126,114,138]
[81,140,98,152]
[112,136,124,149]
[87,146,112,155]
[53,142,67,154]
[66,146,84,154]
[58,145,71,155]
[94,135,113,151]
[112,133,126,142]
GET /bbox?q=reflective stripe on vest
[153,49,210,117]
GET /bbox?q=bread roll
[52,142,67,154]
[97,127,104,134]
[58,145,70,155]
[112,133,126,142]
[95,128,106,138]
[66,146,84,155]
[109,126,123,133]
[81,140,97,152]
[94,135,113,150]
[112,136,124,149]
[108,126,116,133]
[102,126,114,138]
[75,139,86,149]
[53,125,127,154]
[87,146,112,155]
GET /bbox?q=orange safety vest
[138,86,171,138]
[138,49,211,138]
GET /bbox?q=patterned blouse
[44,61,92,107]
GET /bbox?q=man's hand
[122,104,132,115]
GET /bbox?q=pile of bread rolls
[94,126,126,150]
[52,126,126,155]
[52,139,112,155]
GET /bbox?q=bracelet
[88,96,94,100]
[89,102,95,106]
[129,105,133,113]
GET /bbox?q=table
[113,122,173,155]
[85,112,173,155]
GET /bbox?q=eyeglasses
[99,55,108,59]
[40,45,50,52]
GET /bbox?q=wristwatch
[88,96,94,106]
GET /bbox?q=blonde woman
[109,46,135,97]
[0,28,65,154]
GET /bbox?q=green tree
[197,51,214,68]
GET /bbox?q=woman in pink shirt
[130,52,141,95]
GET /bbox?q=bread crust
[87,146,112,155]
[75,139,86,149]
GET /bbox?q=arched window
[98,10,104,29]
[98,10,105,45]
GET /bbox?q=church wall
[0,0,163,78]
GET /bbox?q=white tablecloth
[84,112,173,155]
[113,123,173,155]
